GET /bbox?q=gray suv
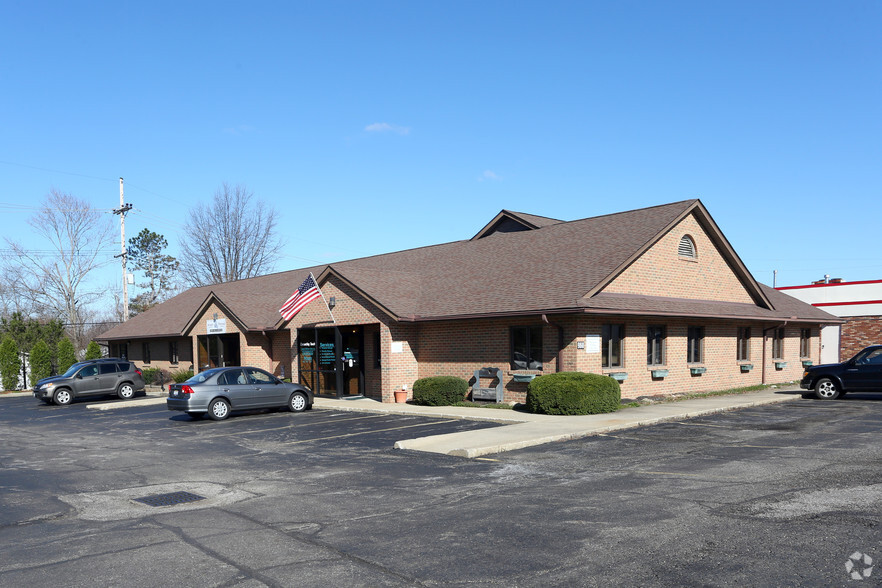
[34,358,146,406]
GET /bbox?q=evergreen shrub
[57,338,77,374]
[29,340,52,388]
[170,369,194,383]
[142,367,162,385]
[412,376,468,406]
[84,341,102,360]
[525,372,621,415]
[0,337,21,391]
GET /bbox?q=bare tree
[4,190,114,353]
[179,183,283,286]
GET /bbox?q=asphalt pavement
[74,384,804,458]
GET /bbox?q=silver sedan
[167,366,314,420]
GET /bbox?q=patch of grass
[618,402,641,409]
[451,401,514,410]
[624,381,798,406]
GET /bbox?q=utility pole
[113,177,133,321]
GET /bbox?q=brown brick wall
[840,316,882,360]
[604,212,755,304]
[286,276,396,400]
[112,336,193,375]
[412,315,816,402]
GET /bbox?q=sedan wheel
[117,383,135,400]
[288,392,308,413]
[815,377,841,400]
[53,389,72,406]
[207,398,230,421]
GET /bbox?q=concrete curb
[393,391,801,457]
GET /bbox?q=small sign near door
[207,319,227,334]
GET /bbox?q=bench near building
[98,200,839,403]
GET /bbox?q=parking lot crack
[224,508,427,586]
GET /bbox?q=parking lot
[3,393,882,586]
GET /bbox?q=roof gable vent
[678,235,696,258]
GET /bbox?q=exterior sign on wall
[585,335,601,354]
[207,319,227,334]
[391,341,404,353]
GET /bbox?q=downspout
[262,330,277,376]
[542,314,564,373]
[762,321,788,385]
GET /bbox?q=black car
[800,345,882,400]
[34,358,146,406]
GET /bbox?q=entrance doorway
[297,326,363,397]
[197,334,241,371]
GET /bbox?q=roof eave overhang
[397,306,843,324]
[96,332,187,342]
[578,307,846,323]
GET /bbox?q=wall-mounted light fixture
[329,296,336,310]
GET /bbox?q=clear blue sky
[1,1,880,315]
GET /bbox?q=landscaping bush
[142,367,163,385]
[525,372,621,415]
[84,341,102,360]
[170,369,194,383]
[56,338,77,374]
[412,376,468,406]
[29,340,52,388]
[0,336,21,391]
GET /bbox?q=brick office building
[777,279,882,364]
[99,200,837,402]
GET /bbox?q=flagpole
[313,272,336,324]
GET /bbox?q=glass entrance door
[341,328,363,397]
[298,326,363,397]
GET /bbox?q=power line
[0,159,115,182]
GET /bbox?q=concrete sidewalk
[315,387,803,457]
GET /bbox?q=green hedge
[412,376,468,406]
[170,369,194,383]
[142,367,170,385]
[525,372,621,415]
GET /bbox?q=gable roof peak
[472,209,564,240]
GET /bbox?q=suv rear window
[117,362,131,371]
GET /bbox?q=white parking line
[283,419,459,445]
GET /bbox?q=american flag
[279,274,322,320]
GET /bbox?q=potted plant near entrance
[394,385,408,403]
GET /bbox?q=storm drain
[133,491,206,507]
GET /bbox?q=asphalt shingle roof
[99,200,838,341]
